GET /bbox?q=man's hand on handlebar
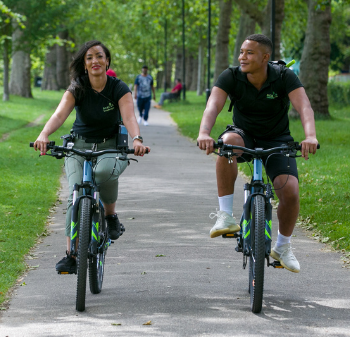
[197,134,215,155]
[300,137,318,160]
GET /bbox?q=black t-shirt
[70,76,131,138]
[215,63,303,139]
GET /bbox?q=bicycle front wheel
[89,206,106,294]
[249,194,266,313]
[76,198,91,312]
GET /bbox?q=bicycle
[30,139,145,312]
[213,139,320,313]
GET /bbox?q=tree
[292,0,332,117]
[213,0,233,81]
[0,0,25,101]
[233,0,285,60]
[232,11,255,66]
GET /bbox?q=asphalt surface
[1,103,350,337]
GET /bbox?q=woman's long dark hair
[68,40,111,101]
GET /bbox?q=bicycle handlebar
[29,141,148,157]
[213,139,320,157]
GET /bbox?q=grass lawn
[163,90,350,254]
[0,89,73,307]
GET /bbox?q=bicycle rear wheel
[249,194,266,313]
[89,206,106,294]
[76,198,91,312]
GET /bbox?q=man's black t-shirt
[214,63,303,139]
[69,76,131,138]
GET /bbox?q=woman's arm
[34,91,75,153]
[118,92,150,156]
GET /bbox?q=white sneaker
[209,211,240,238]
[137,116,142,124]
[143,120,149,126]
[270,243,300,273]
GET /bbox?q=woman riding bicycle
[34,40,149,273]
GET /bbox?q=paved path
[1,104,350,336]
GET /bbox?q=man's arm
[288,87,318,160]
[197,86,228,155]
[133,84,138,100]
[151,85,156,100]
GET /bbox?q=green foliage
[167,91,350,251]
[327,80,350,106]
[0,88,72,305]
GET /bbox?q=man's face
[238,40,269,73]
[142,67,148,75]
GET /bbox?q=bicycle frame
[70,159,110,258]
[239,154,273,266]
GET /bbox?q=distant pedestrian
[106,68,117,77]
[134,65,156,126]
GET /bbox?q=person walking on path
[134,65,156,126]
[33,40,149,273]
[197,34,318,273]
[154,78,182,109]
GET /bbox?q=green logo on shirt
[103,102,114,112]
[266,92,278,99]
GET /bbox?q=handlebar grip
[296,143,320,151]
[29,141,56,148]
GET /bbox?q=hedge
[327,81,350,107]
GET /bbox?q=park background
[0,0,349,308]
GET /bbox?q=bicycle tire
[89,206,106,294]
[249,194,266,313]
[76,198,91,312]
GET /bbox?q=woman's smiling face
[84,45,109,75]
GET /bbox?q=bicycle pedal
[270,261,284,269]
[222,233,238,238]
[57,270,77,275]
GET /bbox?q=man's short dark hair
[245,34,272,54]
[176,78,181,82]
[142,65,148,69]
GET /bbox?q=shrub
[327,80,350,107]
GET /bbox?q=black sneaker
[106,213,124,240]
[55,251,77,274]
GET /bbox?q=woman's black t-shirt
[214,63,303,139]
[69,76,131,138]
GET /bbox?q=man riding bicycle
[197,34,318,273]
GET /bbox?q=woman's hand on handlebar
[197,134,215,155]
[133,140,150,156]
[33,133,50,154]
[300,137,318,160]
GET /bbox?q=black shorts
[219,125,298,182]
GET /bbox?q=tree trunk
[290,0,331,118]
[41,45,59,91]
[273,0,285,60]
[164,60,172,90]
[214,0,233,81]
[233,11,256,66]
[156,70,164,90]
[234,0,285,61]
[174,47,182,82]
[3,24,11,102]
[197,41,204,95]
[190,57,198,91]
[9,22,33,98]
[56,30,70,89]
[185,55,193,90]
